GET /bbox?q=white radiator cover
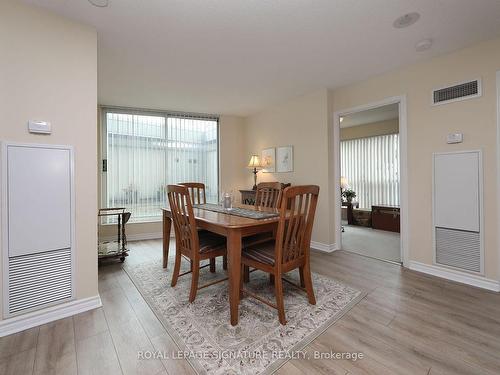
[435,227,481,273]
[8,249,73,315]
[2,142,75,318]
[432,151,483,274]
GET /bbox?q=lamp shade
[247,155,262,169]
[340,176,349,189]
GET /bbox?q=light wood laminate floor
[1,239,500,375]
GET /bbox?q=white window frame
[99,106,220,224]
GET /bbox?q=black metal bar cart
[98,208,131,263]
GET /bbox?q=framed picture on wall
[261,147,275,173]
[277,146,293,172]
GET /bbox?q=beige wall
[0,1,98,317]
[340,118,399,140]
[240,37,500,280]
[332,37,500,280]
[219,115,247,198]
[98,114,247,239]
[243,90,333,245]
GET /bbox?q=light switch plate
[447,133,463,144]
[28,120,51,134]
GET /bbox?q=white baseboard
[100,232,163,242]
[311,241,338,253]
[409,261,500,292]
[128,232,163,241]
[0,295,102,337]
[104,233,338,253]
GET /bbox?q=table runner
[193,204,279,219]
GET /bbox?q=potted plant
[342,189,356,203]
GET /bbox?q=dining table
[162,204,280,326]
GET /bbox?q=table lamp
[247,155,262,190]
[340,176,349,190]
[340,176,349,202]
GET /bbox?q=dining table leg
[163,213,172,268]
[227,228,242,326]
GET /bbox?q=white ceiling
[341,103,399,128]
[23,0,500,116]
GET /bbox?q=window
[341,133,400,209]
[102,109,219,223]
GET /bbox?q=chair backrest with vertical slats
[180,182,207,205]
[275,185,319,265]
[255,182,283,209]
[167,185,199,258]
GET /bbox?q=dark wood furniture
[372,205,400,233]
[243,182,283,282]
[240,189,256,205]
[241,185,319,325]
[240,183,291,206]
[254,182,283,208]
[341,201,359,208]
[180,182,228,270]
[352,208,372,227]
[341,201,359,225]
[167,185,227,302]
[346,203,355,225]
[98,208,131,263]
[180,182,206,204]
[162,203,281,325]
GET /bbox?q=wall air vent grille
[433,79,481,105]
[435,227,480,273]
[8,248,73,315]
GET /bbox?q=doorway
[333,97,408,266]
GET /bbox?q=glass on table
[220,191,234,210]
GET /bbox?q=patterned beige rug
[125,256,364,375]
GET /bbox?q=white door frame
[333,95,409,267]
[496,71,500,281]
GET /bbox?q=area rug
[124,256,364,375]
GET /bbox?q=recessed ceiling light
[415,38,433,52]
[393,12,420,28]
[88,0,109,7]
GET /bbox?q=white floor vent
[8,248,73,315]
[435,227,481,273]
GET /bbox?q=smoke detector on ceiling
[88,0,109,7]
[393,12,420,28]
[415,38,433,52]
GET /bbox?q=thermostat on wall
[447,133,463,144]
[28,120,51,134]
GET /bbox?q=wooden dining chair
[242,182,283,282]
[168,185,227,302]
[180,182,228,271]
[254,181,283,209]
[240,185,319,324]
[180,182,206,204]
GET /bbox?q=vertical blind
[341,133,400,209]
[104,110,218,222]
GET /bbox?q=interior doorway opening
[334,99,407,265]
